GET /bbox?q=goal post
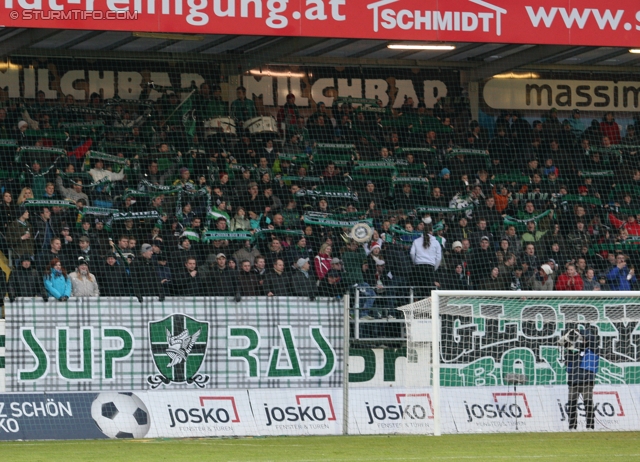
[400,290,640,434]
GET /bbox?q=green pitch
[2,433,639,461]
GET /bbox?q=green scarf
[503,209,552,226]
[303,213,373,228]
[415,205,473,214]
[23,199,76,208]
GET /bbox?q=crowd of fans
[0,83,639,315]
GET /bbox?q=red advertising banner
[1,0,640,47]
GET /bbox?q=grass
[1,432,639,462]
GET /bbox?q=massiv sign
[2,1,640,47]
[484,79,640,112]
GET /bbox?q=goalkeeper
[561,325,599,430]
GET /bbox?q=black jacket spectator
[437,266,471,290]
[237,266,262,296]
[264,259,291,295]
[205,264,239,297]
[8,258,47,300]
[467,241,498,282]
[96,257,130,296]
[175,264,204,296]
[318,270,348,297]
[36,245,64,272]
[130,245,163,300]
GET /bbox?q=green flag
[181,91,197,141]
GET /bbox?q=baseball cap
[331,258,342,265]
[140,243,153,253]
[297,257,309,269]
[216,253,226,259]
[452,241,463,249]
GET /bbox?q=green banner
[6,298,344,391]
[438,295,640,387]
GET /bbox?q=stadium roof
[2,30,639,78]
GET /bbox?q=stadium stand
[0,88,638,319]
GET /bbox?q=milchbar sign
[2,1,640,47]
[484,79,640,112]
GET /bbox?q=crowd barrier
[1,296,639,439]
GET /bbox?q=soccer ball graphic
[91,392,151,439]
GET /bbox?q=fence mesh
[0,38,638,342]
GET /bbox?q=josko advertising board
[2,1,640,47]
[349,388,436,435]
[250,388,343,436]
[446,385,640,433]
[348,385,640,434]
[1,385,639,440]
[6,298,343,392]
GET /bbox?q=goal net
[399,291,640,434]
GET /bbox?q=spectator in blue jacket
[606,254,636,290]
[44,258,72,301]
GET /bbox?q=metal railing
[351,285,434,342]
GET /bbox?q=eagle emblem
[148,314,209,388]
[166,328,201,367]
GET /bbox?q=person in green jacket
[196,83,228,119]
[341,239,367,287]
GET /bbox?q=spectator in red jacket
[600,112,621,145]
[276,93,300,133]
[555,264,584,291]
[314,243,333,280]
[608,212,640,236]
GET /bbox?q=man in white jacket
[69,258,100,297]
[88,158,128,183]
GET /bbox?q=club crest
[147,314,209,388]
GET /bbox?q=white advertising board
[348,388,436,435]
[537,385,638,432]
[249,388,343,436]
[140,390,258,438]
